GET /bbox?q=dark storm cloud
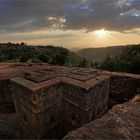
[0,0,140,33]
[64,0,140,31]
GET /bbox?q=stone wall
[11,81,64,138]
[0,79,15,113]
[108,73,140,108]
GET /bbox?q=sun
[94,29,109,38]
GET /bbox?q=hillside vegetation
[0,42,81,67]
[95,44,140,74]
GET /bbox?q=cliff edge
[64,95,140,140]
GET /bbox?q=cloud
[0,0,140,34]
[124,28,140,35]
[64,0,140,31]
[120,8,140,16]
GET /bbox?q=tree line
[92,44,140,74]
[0,42,81,67]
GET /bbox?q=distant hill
[77,45,134,62]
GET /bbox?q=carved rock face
[11,66,109,138]
[63,99,140,140]
[0,64,139,139]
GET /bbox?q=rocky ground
[64,95,140,140]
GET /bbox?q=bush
[38,54,49,63]
[32,58,41,63]
[20,55,29,63]
[79,58,89,68]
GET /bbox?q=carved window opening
[50,116,55,123]
[72,113,76,120]
[23,114,27,122]
[97,107,100,115]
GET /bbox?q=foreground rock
[64,97,140,140]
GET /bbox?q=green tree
[51,49,69,66]
[38,54,49,63]
[100,55,115,71]
[91,61,100,69]
[0,54,6,62]
[79,58,89,68]
[130,54,140,73]
[20,55,29,62]
[32,58,41,63]
[100,45,140,74]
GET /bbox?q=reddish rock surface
[11,65,110,138]
[64,98,140,140]
[0,63,139,139]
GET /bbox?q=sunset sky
[0,0,140,49]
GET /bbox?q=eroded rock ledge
[64,96,140,140]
